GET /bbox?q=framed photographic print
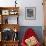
[2,10,9,15]
[0,15,1,24]
[8,16,18,24]
[0,32,1,41]
[25,7,36,20]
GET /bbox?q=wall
[18,26,44,44]
[0,0,44,26]
[18,0,44,26]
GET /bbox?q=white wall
[0,0,44,26]
[18,0,44,26]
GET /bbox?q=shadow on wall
[18,26,44,44]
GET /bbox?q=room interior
[0,0,46,46]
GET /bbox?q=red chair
[21,28,41,46]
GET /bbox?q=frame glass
[25,7,36,20]
[0,15,1,24]
[2,10,9,15]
